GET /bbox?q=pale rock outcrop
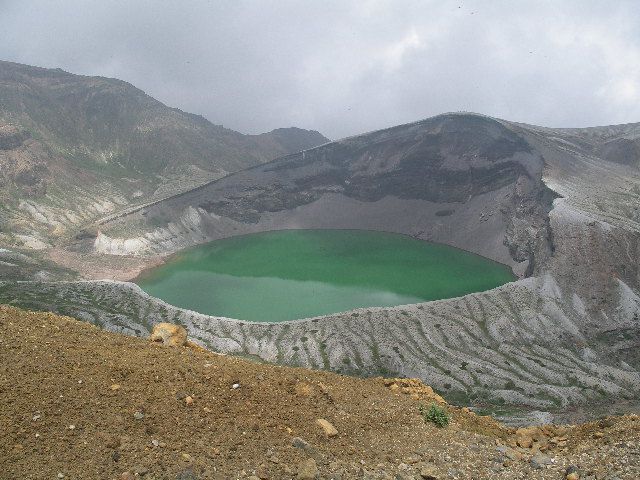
[149,322,187,347]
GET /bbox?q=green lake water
[135,229,514,322]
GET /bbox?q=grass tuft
[419,402,449,428]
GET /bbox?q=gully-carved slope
[2,113,639,419]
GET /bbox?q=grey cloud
[1,0,639,138]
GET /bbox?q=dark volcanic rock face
[262,115,533,204]
[597,138,640,168]
[0,125,52,197]
[0,124,30,150]
[122,114,553,276]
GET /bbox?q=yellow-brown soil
[1,305,638,479]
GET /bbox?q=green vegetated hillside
[0,60,327,247]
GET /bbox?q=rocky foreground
[1,305,638,479]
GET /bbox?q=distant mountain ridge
[0,60,328,247]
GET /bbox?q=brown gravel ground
[47,248,163,281]
[1,305,638,480]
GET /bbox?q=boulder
[292,437,310,449]
[565,465,580,479]
[530,454,553,469]
[149,323,187,347]
[315,418,338,437]
[419,465,439,479]
[297,458,318,479]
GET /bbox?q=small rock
[292,437,310,449]
[551,435,569,445]
[295,382,314,396]
[256,463,270,479]
[175,391,189,400]
[516,435,533,449]
[315,418,338,437]
[419,465,439,479]
[396,474,414,480]
[110,384,121,391]
[297,458,318,480]
[57,474,65,479]
[32,414,41,421]
[565,465,580,480]
[133,465,149,477]
[175,469,198,480]
[133,411,145,420]
[530,454,553,469]
[151,439,160,447]
[185,396,194,406]
[496,445,519,460]
[231,383,240,390]
[68,425,75,430]
[414,446,430,456]
[98,432,120,449]
[404,454,421,464]
[181,453,192,461]
[598,418,615,428]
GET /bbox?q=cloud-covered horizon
[2,0,639,139]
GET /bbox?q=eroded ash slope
[3,113,640,417]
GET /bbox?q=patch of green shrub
[419,403,450,428]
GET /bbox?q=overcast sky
[2,1,640,139]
